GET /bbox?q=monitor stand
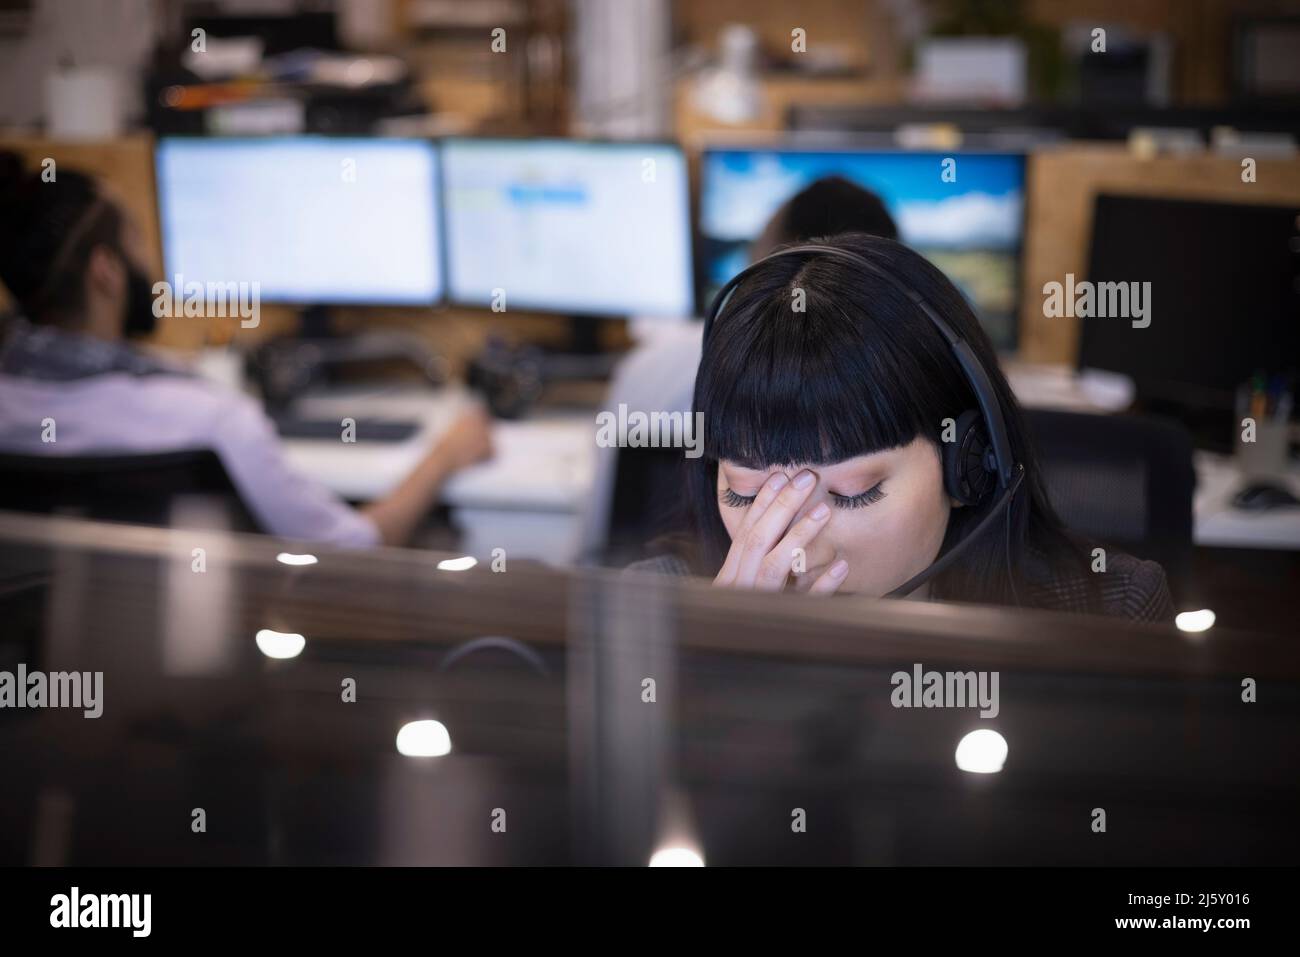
[467,315,625,419]
[298,303,338,340]
[540,315,623,381]
[566,315,603,355]
[247,304,448,413]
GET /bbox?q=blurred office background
[1,0,1300,869]
[0,0,1298,634]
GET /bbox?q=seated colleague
[636,233,1174,622]
[0,152,489,548]
[751,175,898,258]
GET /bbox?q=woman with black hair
[639,232,1173,621]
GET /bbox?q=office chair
[1025,409,1195,601]
[603,446,689,566]
[0,449,261,533]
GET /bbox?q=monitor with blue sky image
[699,148,1026,349]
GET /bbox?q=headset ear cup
[943,409,997,506]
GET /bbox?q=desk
[217,341,1300,559]
[1193,452,1300,550]
[1,511,1297,865]
[1002,360,1134,413]
[278,385,596,564]
[1005,361,1300,552]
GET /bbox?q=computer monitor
[698,146,1026,350]
[155,137,443,305]
[440,138,694,318]
[1080,194,1300,410]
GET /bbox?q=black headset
[703,243,1026,599]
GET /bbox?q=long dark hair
[685,232,1094,609]
[0,150,124,325]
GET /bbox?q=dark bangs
[676,233,1093,612]
[696,256,950,469]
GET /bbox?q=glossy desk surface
[0,511,1296,865]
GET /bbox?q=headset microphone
[884,464,1023,598]
[704,242,1024,602]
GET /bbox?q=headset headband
[704,243,1016,489]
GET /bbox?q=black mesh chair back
[0,449,260,533]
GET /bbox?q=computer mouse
[1232,481,1300,512]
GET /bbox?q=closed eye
[830,482,886,509]
[721,488,757,508]
[722,483,886,509]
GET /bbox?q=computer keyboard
[273,417,420,443]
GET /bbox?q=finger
[732,471,789,540]
[733,471,818,586]
[714,472,790,585]
[807,559,850,596]
[753,500,832,591]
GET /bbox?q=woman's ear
[85,243,125,299]
[81,243,129,337]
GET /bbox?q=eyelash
[831,484,888,509]
[721,483,887,510]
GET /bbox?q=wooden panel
[0,133,161,273]
[676,0,1293,106]
[673,74,904,142]
[1019,144,1300,363]
[672,0,880,70]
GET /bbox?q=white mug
[45,66,122,140]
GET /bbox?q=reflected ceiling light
[255,628,306,659]
[955,728,1008,774]
[1175,609,1216,633]
[648,846,705,867]
[437,556,477,571]
[396,719,452,757]
[276,552,318,566]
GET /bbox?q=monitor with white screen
[155,137,442,305]
[440,138,694,318]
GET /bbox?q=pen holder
[1236,420,1290,479]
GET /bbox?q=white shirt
[0,371,380,548]
[578,321,703,556]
